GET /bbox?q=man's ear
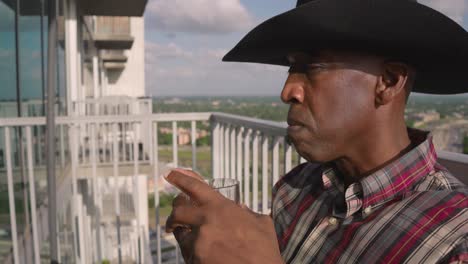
[375,62,409,106]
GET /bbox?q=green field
[158,145,212,177]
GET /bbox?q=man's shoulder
[407,168,468,212]
[414,165,467,195]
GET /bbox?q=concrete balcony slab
[101,51,128,63]
[81,0,148,17]
[4,0,147,16]
[94,35,134,50]
[103,62,126,70]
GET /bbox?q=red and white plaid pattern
[272,129,468,263]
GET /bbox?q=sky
[143,0,468,97]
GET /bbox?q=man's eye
[288,64,326,74]
[306,64,326,72]
[288,65,308,73]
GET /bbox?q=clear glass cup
[208,178,240,204]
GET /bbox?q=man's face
[282,51,383,162]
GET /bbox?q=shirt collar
[321,128,438,217]
[360,129,437,209]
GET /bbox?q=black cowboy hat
[223,0,468,94]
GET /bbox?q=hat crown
[296,0,315,7]
[296,0,417,7]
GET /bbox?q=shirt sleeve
[440,236,468,264]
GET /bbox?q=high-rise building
[0,0,149,263]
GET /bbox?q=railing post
[224,125,230,179]
[90,123,102,262]
[93,55,99,99]
[26,126,40,264]
[70,125,84,263]
[152,122,162,264]
[219,124,225,178]
[252,131,259,212]
[300,156,307,164]
[37,127,43,166]
[191,121,197,171]
[272,137,280,187]
[132,122,144,263]
[5,127,20,264]
[230,126,236,179]
[211,120,220,178]
[112,120,122,263]
[172,121,178,167]
[236,127,243,197]
[284,138,292,174]
[243,129,251,207]
[59,124,65,167]
[262,135,269,214]
[122,123,127,162]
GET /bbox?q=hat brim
[223,0,468,94]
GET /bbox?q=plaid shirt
[272,130,468,264]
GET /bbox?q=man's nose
[281,74,305,104]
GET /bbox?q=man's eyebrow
[287,53,332,65]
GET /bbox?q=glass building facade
[1,0,70,262]
[0,0,67,119]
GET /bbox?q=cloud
[145,0,255,34]
[419,0,466,25]
[145,42,286,96]
[146,42,193,61]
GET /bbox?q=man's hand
[165,169,283,264]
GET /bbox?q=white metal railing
[0,112,466,264]
[210,112,303,214]
[0,100,64,118]
[72,97,152,116]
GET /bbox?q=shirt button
[328,217,338,225]
[363,207,372,215]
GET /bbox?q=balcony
[81,0,148,17]
[0,112,466,263]
[92,16,134,50]
[3,0,148,16]
[72,97,152,116]
[101,50,129,70]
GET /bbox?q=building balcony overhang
[103,62,126,70]
[101,50,128,63]
[3,0,147,16]
[81,0,148,17]
[93,35,134,50]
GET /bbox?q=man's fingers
[166,205,204,232]
[172,168,204,181]
[165,170,218,204]
[240,203,264,218]
[172,193,194,207]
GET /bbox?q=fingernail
[163,169,173,181]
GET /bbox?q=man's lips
[287,118,303,127]
[287,118,304,134]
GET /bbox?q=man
[165,0,468,263]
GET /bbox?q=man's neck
[333,123,411,188]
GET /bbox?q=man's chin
[291,142,334,164]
